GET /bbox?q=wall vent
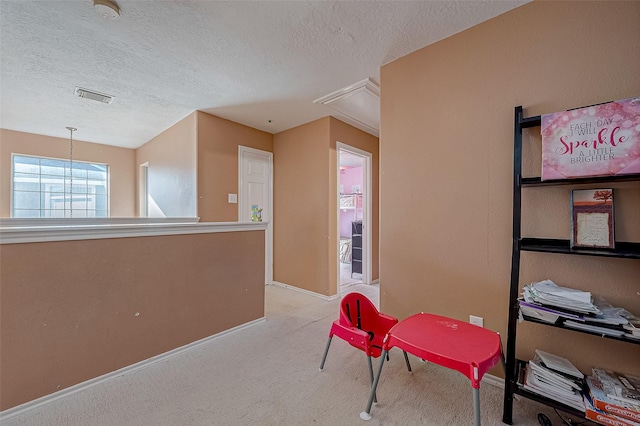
[74,87,114,104]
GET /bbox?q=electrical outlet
[469,315,484,327]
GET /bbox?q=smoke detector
[74,87,115,104]
[94,0,120,19]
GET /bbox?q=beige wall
[196,111,273,222]
[0,129,135,217]
[380,1,640,377]
[274,118,331,294]
[273,117,380,296]
[0,230,265,410]
[135,113,198,217]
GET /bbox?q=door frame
[138,162,149,217]
[336,142,372,286]
[238,146,273,285]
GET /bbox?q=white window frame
[11,153,110,218]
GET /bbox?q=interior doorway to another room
[337,144,371,295]
[238,146,273,285]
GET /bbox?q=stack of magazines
[519,280,638,339]
[585,368,640,426]
[522,349,585,412]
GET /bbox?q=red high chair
[319,292,412,399]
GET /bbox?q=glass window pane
[71,184,88,194]
[40,159,66,176]
[14,181,40,191]
[13,191,40,209]
[40,175,65,187]
[71,163,87,178]
[12,155,109,218]
[13,209,41,218]
[13,156,40,174]
[13,172,39,181]
[95,194,107,209]
[48,197,66,209]
[88,168,107,180]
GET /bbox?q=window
[12,154,109,218]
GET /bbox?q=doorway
[337,143,372,295]
[238,146,273,285]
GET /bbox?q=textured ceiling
[0,0,527,149]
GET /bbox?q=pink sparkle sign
[541,97,640,180]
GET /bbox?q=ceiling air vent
[74,87,114,104]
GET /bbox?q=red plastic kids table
[359,312,503,425]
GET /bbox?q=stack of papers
[523,279,601,315]
[519,300,584,324]
[592,369,640,408]
[593,297,633,325]
[623,319,640,341]
[520,279,640,341]
[536,349,584,380]
[586,375,640,424]
[523,352,585,412]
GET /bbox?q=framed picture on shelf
[570,189,615,249]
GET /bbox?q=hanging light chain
[66,127,77,218]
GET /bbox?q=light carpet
[2,284,580,426]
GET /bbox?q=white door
[238,146,273,284]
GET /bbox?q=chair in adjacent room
[319,292,412,400]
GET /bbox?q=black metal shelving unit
[502,106,640,425]
[351,220,363,276]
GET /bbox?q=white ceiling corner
[315,78,380,137]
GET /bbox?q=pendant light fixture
[66,126,77,218]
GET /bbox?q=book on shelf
[564,320,626,337]
[529,357,583,391]
[519,304,560,324]
[522,364,585,412]
[519,299,585,323]
[587,376,640,423]
[585,393,640,426]
[535,349,585,380]
[592,369,640,408]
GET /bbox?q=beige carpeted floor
[2,284,581,426]
[340,262,363,288]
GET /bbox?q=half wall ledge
[0,218,268,244]
[0,220,267,411]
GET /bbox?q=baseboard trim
[482,373,505,389]
[0,317,266,421]
[270,281,339,301]
[370,279,380,284]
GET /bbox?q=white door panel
[241,153,270,221]
[239,146,273,284]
